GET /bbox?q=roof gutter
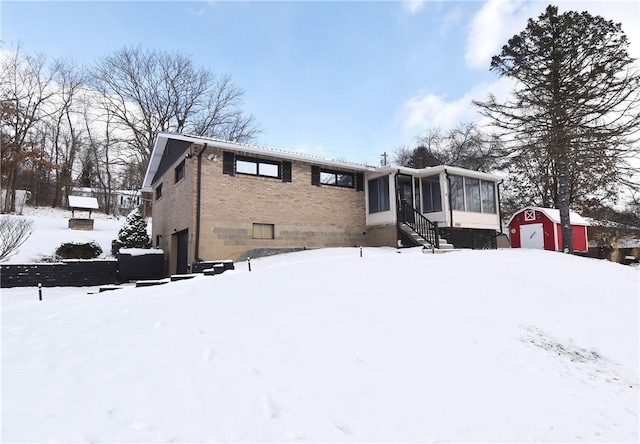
[194,143,207,262]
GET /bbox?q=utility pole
[381,152,388,166]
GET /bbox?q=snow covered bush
[111,208,151,256]
[0,215,34,262]
[55,241,103,259]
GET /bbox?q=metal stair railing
[398,199,440,248]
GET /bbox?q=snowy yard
[2,206,129,263]
[2,246,638,442]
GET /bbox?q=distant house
[70,187,141,214]
[507,207,589,253]
[1,189,31,214]
[141,132,504,274]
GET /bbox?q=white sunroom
[364,165,503,249]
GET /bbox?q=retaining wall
[1,260,118,288]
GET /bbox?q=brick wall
[196,147,367,260]
[150,151,196,274]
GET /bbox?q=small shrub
[111,208,151,256]
[55,241,103,259]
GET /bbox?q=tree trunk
[558,159,574,253]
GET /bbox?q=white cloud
[465,0,639,70]
[465,0,541,70]
[403,0,426,15]
[403,77,514,131]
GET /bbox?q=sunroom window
[421,175,442,212]
[450,175,496,214]
[368,176,390,213]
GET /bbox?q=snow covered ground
[2,206,133,263]
[2,242,639,442]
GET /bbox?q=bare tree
[0,215,34,262]
[91,47,260,185]
[0,45,59,213]
[394,123,505,172]
[44,59,86,208]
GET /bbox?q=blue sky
[2,0,638,166]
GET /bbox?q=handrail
[398,199,440,248]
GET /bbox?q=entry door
[396,174,415,223]
[175,229,189,274]
[520,223,544,249]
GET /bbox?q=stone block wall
[1,260,118,288]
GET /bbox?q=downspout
[394,170,400,248]
[444,169,453,229]
[194,143,207,262]
[497,179,504,234]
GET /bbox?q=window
[449,175,496,214]
[223,152,289,180]
[252,223,274,239]
[450,175,465,211]
[236,156,280,178]
[481,181,496,214]
[175,160,185,183]
[465,177,481,212]
[368,176,390,213]
[421,176,442,212]
[312,166,356,188]
[155,183,163,200]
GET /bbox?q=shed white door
[520,223,544,249]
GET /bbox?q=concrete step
[135,279,170,287]
[170,274,197,282]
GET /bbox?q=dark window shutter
[223,152,235,176]
[282,161,292,182]
[356,172,364,191]
[311,166,320,186]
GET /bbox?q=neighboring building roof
[68,196,99,209]
[507,207,589,226]
[616,238,640,248]
[141,132,375,192]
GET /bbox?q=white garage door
[520,223,544,249]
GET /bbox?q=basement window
[252,223,274,239]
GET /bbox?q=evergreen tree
[111,208,151,256]
[475,5,640,253]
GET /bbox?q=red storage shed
[508,207,589,252]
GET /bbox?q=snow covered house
[141,133,504,274]
[507,207,589,253]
